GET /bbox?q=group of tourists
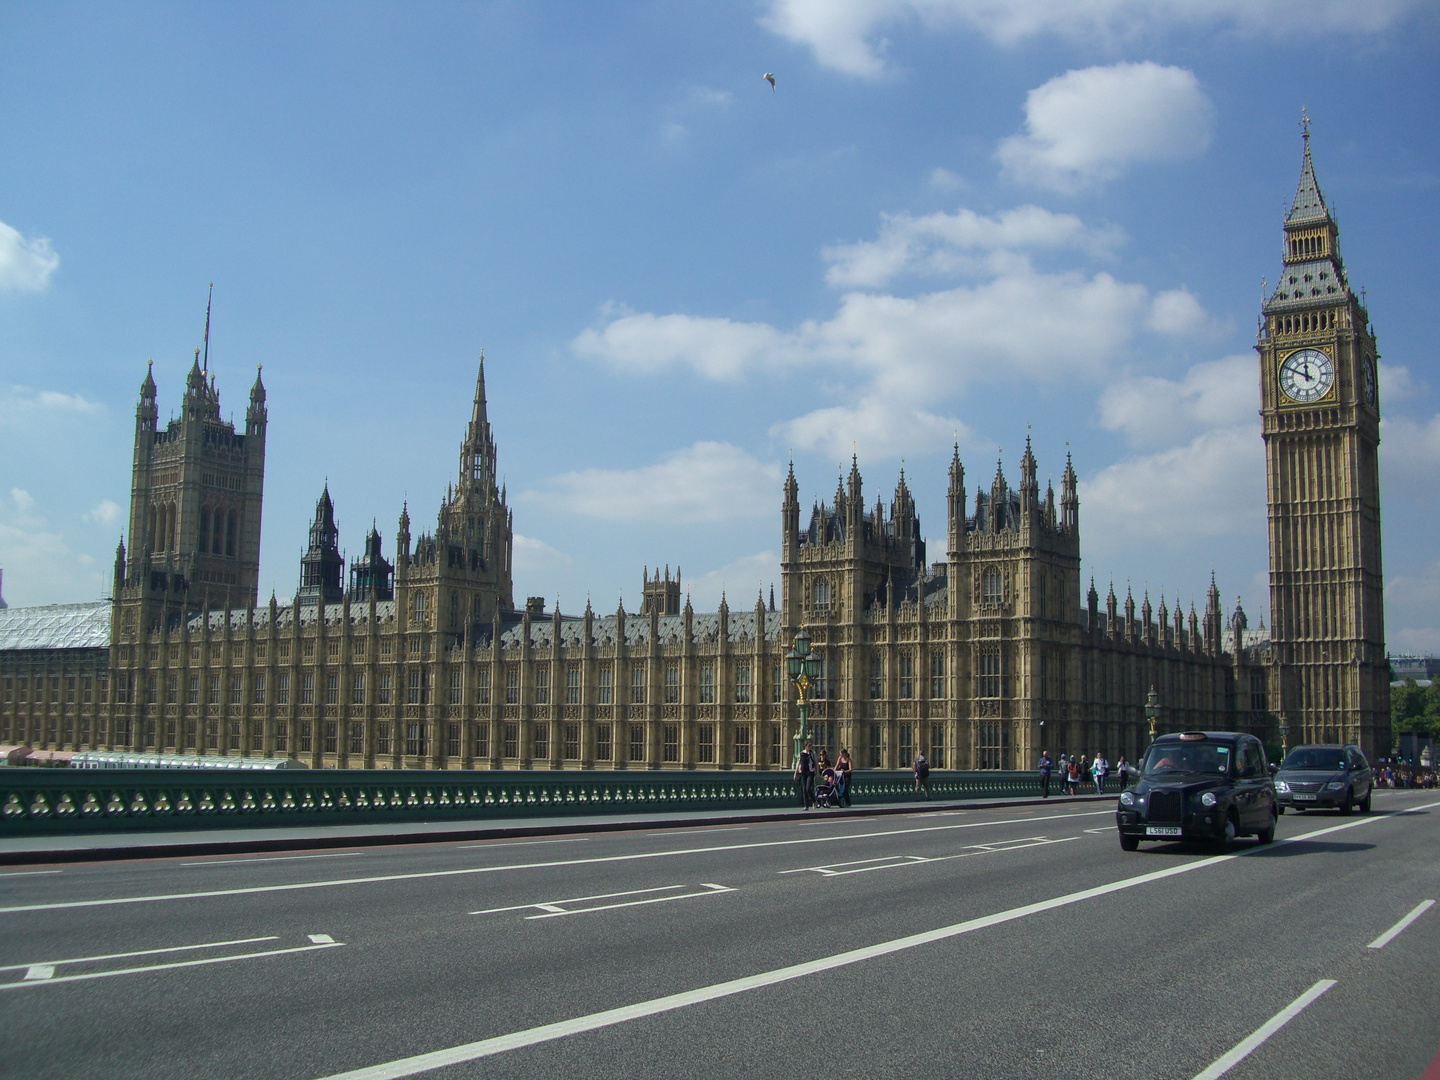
[793,741,854,809]
[1035,751,1129,797]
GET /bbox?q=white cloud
[83,499,122,527]
[687,550,783,611]
[1080,425,1265,555]
[0,385,101,421]
[772,396,971,461]
[577,261,1151,396]
[1147,289,1208,336]
[1097,354,1256,448]
[760,0,1419,77]
[998,63,1214,191]
[522,442,782,524]
[928,167,964,191]
[1378,362,1423,404]
[1380,413,1440,488]
[822,204,1123,288]
[573,312,796,381]
[0,488,105,605]
[1386,561,1440,654]
[0,220,60,293]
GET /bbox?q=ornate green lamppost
[1144,685,1160,742]
[786,627,822,767]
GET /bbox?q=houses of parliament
[0,130,1391,769]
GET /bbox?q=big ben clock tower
[1259,115,1388,759]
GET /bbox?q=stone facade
[0,131,1386,767]
[1258,123,1390,757]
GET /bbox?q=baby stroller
[813,768,841,808]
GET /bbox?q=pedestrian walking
[1117,757,1130,789]
[1092,752,1108,795]
[1067,756,1080,795]
[913,752,931,800]
[1038,750,1053,798]
[835,748,853,807]
[794,740,816,810]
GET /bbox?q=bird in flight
[763,72,776,90]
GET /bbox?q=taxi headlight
[1200,791,1218,808]
[1119,791,1135,807]
[1325,781,1345,790]
[1275,780,1290,793]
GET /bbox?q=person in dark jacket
[794,741,817,809]
[1037,751,1053,797]
[913,752,930,800]
[835,748,853,807]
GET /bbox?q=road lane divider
[472,883,736,920]
[0,934,280,972]
[1367,899,1435,950]
[779,836,1075,877]
[0,808,1115,914]
[180,852,365,867]
[309,801,1440,1080]
[1190,979,1336,1080]
[0,934,343,991]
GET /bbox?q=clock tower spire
[1258,115,1387,758]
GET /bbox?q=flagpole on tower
[202,282,213,373]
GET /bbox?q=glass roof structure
[0,602,111,651]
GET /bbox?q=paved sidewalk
[0,792,1116,865]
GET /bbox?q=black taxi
[1115,731,1277,851]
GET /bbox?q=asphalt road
[2,789,1437,1080]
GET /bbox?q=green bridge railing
[0,768,1120,837]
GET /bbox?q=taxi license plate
[1293,793,1318,801]
[1145,826,1182,837]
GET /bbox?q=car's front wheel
[1256,809,1277,844]
[1277,804,1286,815]
[1119,833,1139,852]
[1360,789,1372,814]
[1339,790,1353,815]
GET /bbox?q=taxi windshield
[1142,742,1231,777]
[1282,748,1346,771]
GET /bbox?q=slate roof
[1287,139,1329,224]
[185,600,399,633]
[500,611,782,650]
[0,602,111,651]
[1265,259,1348,311]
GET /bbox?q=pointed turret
[113,535,126,595]
[246,364,267,435]
[782,460,800,561]
[1203,571,1223,654]
[946,443,966,546]
[1287,114,1328,226]
[1086,575,1099,628]
[1060,451,1078,533]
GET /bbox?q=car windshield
[1142,742,1231,777]
[1283,748,1346,771]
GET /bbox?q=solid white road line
[312,852,1243,1080]
[181,852,364,867]
[1367,898,1435,950]
[456,838,590,850]
[1190,979,1337,1080]
[0,940,345,991]
[472,885,686,915]
[524,883,734,920]
[0,869,63,878]
[0,935,280,971]
[24,965,55,980]
[0,808,1115,914]
[309,803,1440,1080]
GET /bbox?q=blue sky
[2,1,1438,649]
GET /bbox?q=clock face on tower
[1279,348,1335,403]
[1363,357,1376,407]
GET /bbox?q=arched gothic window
[982,567,1003,605]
